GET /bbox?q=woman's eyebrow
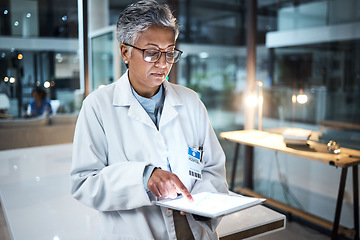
[145,43,176,48]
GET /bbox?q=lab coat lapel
[160,80,183,128]
[113,72,156,129]
[128,99,155,129]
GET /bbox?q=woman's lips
[151,72,165,78]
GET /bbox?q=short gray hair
[116,0,179,45]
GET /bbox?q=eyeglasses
[124,43,183,64]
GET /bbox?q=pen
[199,146,203,162]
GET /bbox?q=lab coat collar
[162,79,183,107]
[112,71,183,108]
[113,72,155,128]
[112,71,184,129]
[113,71,133,107]
[160,80,183,128]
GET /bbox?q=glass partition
[173,0,360,228]
[91,32,115,90]
[89,26,125,91]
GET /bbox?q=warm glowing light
[245,94,258,107]
[245,81,264,131]
[9,77,15,83]
[17,54,23,60]
[297,94,308,104]
[44,81,51,88]
[258,95,263,105]
[256,81,263,131]
[292,94,297,103]
[4,77,9,82]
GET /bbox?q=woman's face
[121,25,176,98]
[32,91,42,103]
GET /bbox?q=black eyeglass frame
[123,43,183,64]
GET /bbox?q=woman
[70,1,228,239]
[27,87,52,117]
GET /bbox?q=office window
[107,0,360,158]
[0,0,80,118]
[0,0,78,38]
[169,0,360,227]
[259,0,359,228]
[266,1,360,149]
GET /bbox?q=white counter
[0,144,285,240]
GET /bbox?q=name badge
[188,146,203,180]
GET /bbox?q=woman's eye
[166,52,175,58]
[145,50,159,57]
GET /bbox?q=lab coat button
[165,209,172,217]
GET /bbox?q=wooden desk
[0,143,285,239]
[220,130,360,240]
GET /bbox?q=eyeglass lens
[143,50,181,63]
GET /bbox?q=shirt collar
[131,84,164,114]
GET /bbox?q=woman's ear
[120,44,130,65]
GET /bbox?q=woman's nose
[155,52,167,68]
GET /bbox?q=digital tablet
[155,192,266,218]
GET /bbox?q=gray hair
[116,0,179,45]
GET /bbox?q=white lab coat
[70,71,228,240]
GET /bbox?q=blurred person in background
[25,87,52,117]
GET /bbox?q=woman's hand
[148,168,193,203]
